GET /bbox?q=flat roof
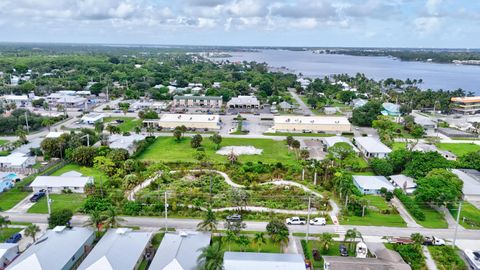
[353,175,395,191]
[0,153,31,166]
[323,256,411,270]
[389,174,416,189]
[274,116,350,125]
[227,96,260,105]
[451,169,480,196]
[224,252,305,270]
[323,136,359,152]
[174,95,222,100]
[109,134,146,149]
[30,175,93,188]
[159,113,220,123]
[451,96,480,103]
[81,113,105,121]
[354,137,392,154]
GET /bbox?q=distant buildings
[81,113,105,125]
[353,137,392,159]
[0,95,31,107]
[351,98,368,108]
[224,252,305,270]
[227,96,260,109]
[173,96,223,108]
[381,103,401,116]
[451,96,480,115]
[272,116,351,133]
[144,114,220,131]
[353,175,395,195]
[30,171,94,193]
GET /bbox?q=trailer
[388,237,414,245]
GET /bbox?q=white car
[309,217,327,226]
[286,217,306,225]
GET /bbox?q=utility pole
[24,111,29,134]
[46,189,52,215]
[305,196,311,243]
[452,201,462,247]
[164,191,169,233]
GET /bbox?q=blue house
[381,102,401,116]
[0,172,17,193]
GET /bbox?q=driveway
[6,192,35,213]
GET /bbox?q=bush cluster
[393,189,425,221]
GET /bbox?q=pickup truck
[423,236,445,246]
[286,217,306,225]
[30,191,46,203]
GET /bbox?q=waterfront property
[223,252,305,270]
[451,96,480,114]
[272,116,351,133]
[143,114,220,131]
[6,226,95,270]
[353,175,395,195]
[353,137,392,159]
[173,95,223,108]
[29,171,93,193]
[77,228,152,270]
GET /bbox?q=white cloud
[290,18,318,29]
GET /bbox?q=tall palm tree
[344,228,362,251]
[85,209,106,233]
[319,233,334,252]
[104,207,123,228]
[41,118,54,131]
[235,235,250,252]
[223,230,237,251]
[24,224,41,242]
[197,241,224,270]
[253,232,267,252]
[273,230,290,252]
[197,209,218,232]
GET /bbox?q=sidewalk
[422,246,438,270]
[391,197,422,228]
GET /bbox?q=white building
[273,116,351,133]
[227,96,260,109]
[108,134,146,154]
[45,131,66,138]
[0,153,36,169]
[212,82,222,88]
[353,137,392,159]
[224,252,305,270]
[46,93,87,108]
[322,136,359,152]
[451,169,480,201]
[389,174,417,194]
[173,96,223,108]
[1,95,31,107]
[144,114,220,130]
[81,113,105,124]
[353,175,395,195]
[29,171,93,193]
[0,243,19,269]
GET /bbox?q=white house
[29,171,93,193]
[353,137,392,159]
[389,174,417,194]
[81,113,105,124]
[353,175,395,195]
[108,134,146,154]
[0,153,36,169]
[273,116,351,133]
[1,95,31,107]
[451,169,480,201]
[144,114,220,131]
[224,252,305,270]
[0,243,19,269]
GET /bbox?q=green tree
[197,209,218,232]
[235,235,251,252]
[209,134,222,149]
[351,101,382,127]
[104,206,123,228]
[319,232,335,252]
[70,146,97,166]
[41,118,55,131]
[458,151,480,170]
[16,128,27,143]
[0,215,11,240]
[173,129,182,141]
[191,134,203,148]
[24,224,41,242]
[253,232,267,252]
[410,233,424,245]
[344,228,362,251]
[85,209,107,232]
[370,158,394,176]
[48,209,73,229]
[197,241,224,270]
[93,156,117,177]
[415,169,463,206]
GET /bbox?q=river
[218,50,480,94]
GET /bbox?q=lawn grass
[415,205,448,229]
[449,201,480,230]
[212,235,282,253]
[0,228,22,242]
[392,142,407,150]
[104,117,142,133]
[436,143,480,157]
[0,139,9,146]
[51,164,108,187]
[138,136,297,164]
[27,194,85,214]
[0,189,30,211]
[263,132,335,137]
[428,246,467,270]
[304,240,356,268]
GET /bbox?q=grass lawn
[428,246,467,270]
[104,117,142,133]
[415,205,448,229]
[263,132,335,137]
[436,143,480,157]
[212,235,282,253]
[303,240,356,268]
[0,139,8,146]
[449,201,480,230]
[51,164,108,187]
[0,189,30,211]
[138,136,297,164]
[0,228,22,242]
[392,142,407,150]
[27,194,85,214]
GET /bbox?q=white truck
[286,217,306,225]
[309,217,327,226]
[422,236,445,246]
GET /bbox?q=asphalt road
[288,88,313,115]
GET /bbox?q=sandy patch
[216,146,263,155]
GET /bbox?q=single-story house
[414,116,437,129]
[108,134,146,154]
[353,137,392,159]
[353,175,395,195]
[0,243,19,269]
[389,174,416,194]
[0,172,18,193]
[29,171,93,193]
[0,95,31,107]
[322,136,359,153]
[351,98,368,108]
[0,153,36,169]
[227,96,260,109]
[78,228,152,270]
[6,226,95,270]
[273,116,351,133]
[278,101,295,110]
[149,231,211,270]
[144,114,220,131]
[412,143,457,160]
[224,252,305,270]
[12,138,42,155]
[451,169,480,200]
[381,103,401,116]
[81,113,105,125]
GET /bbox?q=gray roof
[451,169,480,196]
[78,229,152,270]
[149,231,211,270]
[353,175,395,191]
[174,95,222,100]
[322,256,411,270]
[354,137,392,154]
[7,227,94,270]
[13,138,42,154]
[323,136,359,152]
[60,170,83,177]
[389,174,416,189]
[224,252,305,270]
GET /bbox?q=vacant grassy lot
[428,246,467,270]
[104,117,141,132]
[0,228,22,242]
[28,193,85,214]
[212,235,282,253]
[415,205,448,229]
[436,143,480,156]
[138,136,297,164]
[51,164,108,187]
[449,201,480,230]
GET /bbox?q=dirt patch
[216,146,263,155]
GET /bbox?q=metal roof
[323,136,359,152]
[174,95,222,100]
[353,175,395,191]
[30,175,93,188]
[451,169,480,196]
[354,137,392,154]
[389,174,416,189]
[223,252,305,270]
[159,114,219,123]
[274,116,350,125]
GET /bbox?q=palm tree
[272,230,290,252]
[227,150,237,164]
[253,232,267,252]
[235,235,250,252]
[344,228,362,251]
[197,209,218,232]
[319,233,334,252]
[85,209,106,233]
[24,224,41,242]
[41,118,55,131]
[15,129,27,143]
[223,230,237,251]
[197,241,224,270]
[104,207,123,228]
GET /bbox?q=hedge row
[394,189,425,221]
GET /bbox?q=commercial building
[0,153,36,169]
[227,96,260,109]
[353,175,395,195]
[322,136,359,152]
[144,114,220,131]
[30,171,93,193]
[224,252,305,270]
[46,93,87,108]
[353,137,392,159]
[272,116,351,133]
[173,96,223,108]
[0,243,19,269]
[6,226,95,270]
[437,127,478,139]
[389,174,416,194]
[149,231,211,270]
[451,96,480,114]
[78,228,152,270]
[81,113,105,124]
[0,95,31,107]
[451,169,480,200]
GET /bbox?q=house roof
[6,227,94,270]
[78,229,152,270]
[382,102,401,113]
[45,131,66,138]
[322,256,411,270]
[0,243,18,262]
[322,136,359,152]
[353,175,395,191]
[227,96,260,106]
[0,153,32,167]
[108,134,146,150]
[30,175,93,188]
[354,137,392,154]
[451,169,480,196]
[389,175,416,189]
[149,231,211,270]
[274,116,350,126]
[223,252,305,270]
[174,95,222,100]
[81,113,105,122]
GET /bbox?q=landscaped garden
[384,243,426,270]
[212,235,282,253]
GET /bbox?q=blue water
[222,50,480,94]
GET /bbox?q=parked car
[309,217,327,226]
[286,217,306,225]
[226,214,242,222]
[30,190,46,202]
[423,236,445,246]
[339,244,348,256]
[5,233,22,243]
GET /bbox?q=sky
[0,0,479,48]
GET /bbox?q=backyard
[27,193,86,214]
[137,136,297,164]
[104,117,142,133]
[436,143,480,156]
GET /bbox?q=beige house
[173,96,223,108]
[272,116,351,133]
[144,113,220,130]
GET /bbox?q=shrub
[392,244,425,270]
[428,246,466,270]
[394,189,425,221]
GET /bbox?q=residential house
[223,252,305,270]
[351,98,368,108]
[322,136,359,153]
[389,174,416,194]
[0,243,19,269]
[278,101,295,111]
[0,153,36,169]
[6,226,95,270]
[81,113,105,125]
[29,171,93,193]
[381,103,401,116]
[0,95,31,107]
[353,137,392,159]
[77,228,152,270]
[353,175,395,195]
[451,169,480,201]
[108,134,146,154]
[149,231,211,270]
[412,143,457,160]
